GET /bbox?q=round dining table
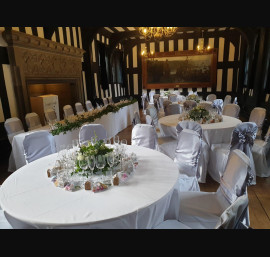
[159,114,242,146]
[0,145,180,229]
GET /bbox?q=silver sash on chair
[176,120,202,138]
[146,107,159,128]
[230,122,258,185]
[164,104,181,116]
[212,99,224,115]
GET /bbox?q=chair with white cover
[252,126,270,177]
[141,93,149,114]
[248,107,266,139]
[108,97,113,104]
[132,111,141,127]
[223,95,232,107]
[177,149,251,229]
[174,121,202,192]
[79,124,107,144]
[44,109,58,124]
[198,102,213,111]
[75,102,85,115]
[102,98,109,106]
[163,100,172,110]
[168,94,178,102]
[23,130,57,164]
[146,106,159,129]
[4,117,25,144]
[188,91,198,96]
[85,100,94,111]
[145,115,154,126]
[131,124,159,150]
[183,100,197,111]
[25,112,42,131]
[149,91,155,104]
[222,104,240,118]
[63,105,75,119]
[153,94,160,102]
[206,94,217,102]
[154,193,249,229]
[212,99,224,115]
[164,103,181,116]
[177,95,186,103]
[208,122,258,185]
[173,90,180,95]
[233,97,238,104]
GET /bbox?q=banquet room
[0,26,270,230]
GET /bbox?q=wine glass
[105,137,112,148]
[79,155,89,175]
[106,152,115,175]
[113,135,119,146]
[87,155,96,177]
[96,155,106,177]
[72,139,79,151]
[120,139,127,154]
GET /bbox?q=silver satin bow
[212,99,223,115]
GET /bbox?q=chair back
[75,102,85,115]
[173,90,180,95]
[131,124,158,150]
[183,100,197,111]
[249,107,266,138]
[79,124,107,144]
[4,117,25,144]
[44,109,58,124]
[163,100,172,109]
[188,91,198,96]
[141,94,149,111]
[177,95,186,103]
[217,149,250,204]
[85,100,93,111]
[145,115,154,126]
[233,97,238,104]
[23,130,56,164]
[212,99,224,115]
[168,94,178,102]
[215,194,249,229]
[149,91,155,103]
[222,104,240,118]
[176,120,202,138]
[198,102,213,111]
[154,98,161,112]
[164,103,181,116]
[206,94,217,102]
[224,95,232,106]
[103,98,109,106]
[174,128,202,176]
[25,112,42,131]
[63,105,74,118]
[153,94,160,101]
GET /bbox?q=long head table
[9,102,139,171]
[1,145,180,229]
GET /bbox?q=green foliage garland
[50,99,138,136]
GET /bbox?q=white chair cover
[222,104,240,118]
[4,117,25,144]
[174,126,202,192]
[103,98,109,106]
[63,105,74,118]
[164,104,181,116]
[163,100,172,110]
[132,111,141,127]
[249,107,266,139]
[145,115,154,126]
[141,94,149,113]
[168,94,178,102]
[75,102,85,115]
[188,91,198,96]
[79,124,107,144]
[108,97,113,104]
[44,109,58,124]
[233,97,238,104]
[173,90,180,95]
[149,91,155,103]
[183,100,197,111]
[223,95,232,106]
[131,124,159,150]
[214,194,249,229]
[206,94,217,102]
[177,95,186,103]
[25,112,42,131]
[178,149,250,229]
[153,98,161,112]
[176,120,208,183]
[85,100,94,111]
[212,99,224,115]
[198,102,213,111]
[208,122,257,185]
[23,130,56,164]
[252,126,270,177]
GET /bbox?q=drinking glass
[106,152,115,174]
[87,155,96,176]
[72,139,79,151]
[120,139,127,154]
[79,155,89,174]
[113,135,119,146]
[96,155,106,176]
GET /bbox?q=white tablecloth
[159,114,242,146]
[10,102,139,171]
[0,145,180,229]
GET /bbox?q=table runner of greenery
[50,99,138,136]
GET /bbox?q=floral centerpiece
[178,106,223,124]
[163,91,171,97]
[186,94,200,103]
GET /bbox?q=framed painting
[141,49,217,89]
